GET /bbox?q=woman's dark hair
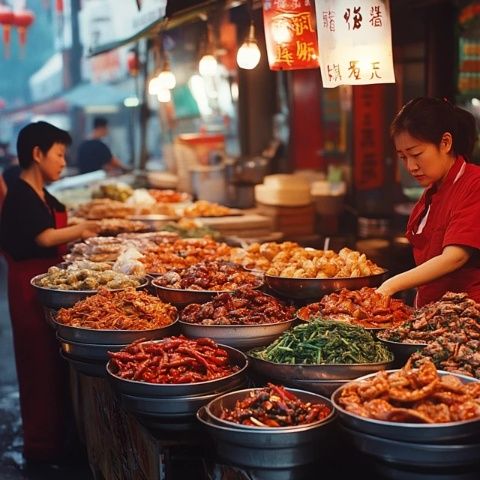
[390,97,478,160]
[16,121,72,169]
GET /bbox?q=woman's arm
[35,221,99,248]
[376,245,472,297]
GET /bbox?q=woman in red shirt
[377,97,480,307]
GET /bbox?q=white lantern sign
[314,0,395,88]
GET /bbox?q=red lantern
[12,9,35,55]
[127,50,140,76]
[0,5,14,58]
[56,0,64,14]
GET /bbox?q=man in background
[76,117,128,174]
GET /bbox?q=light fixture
[148,75,161,95]
[157,88,171,103]
[157,38,176,90]
[199,54,218,76]
[237,22,261,69]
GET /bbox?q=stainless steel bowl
[377,338,428,368]
[118,380,248,416]
[197,405,336,469]
[59,350,107,377]
[178,319,295,350]
[107,342,248,397]
[205,387,335,431]
[56,333,127,362]
[265,271,388,300]
[280,378,351,397]
[341,425,480,468]
[53,316,178,345]
[31,274,149,309]
[247,353,393,381]
[331,370,480,443]
[151,279,263,308]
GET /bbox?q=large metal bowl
[197,405,336,470]
[151,279,263,308]
[205,387,335,431]
[377,338,428,368]
[341,425,480,468]
[331,370,480,443]
[59,350,107,378]
[247,352,393,381]
[118,380,248,417]
[278,378,351,397]
[30,274,149,310]
[53,316,178,345]
[56,333,127,362]
[178,319,295,350]
[107,342,248,397]
[265,271,388,300]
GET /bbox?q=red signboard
[263,0,319,71]
[353,84,385,190]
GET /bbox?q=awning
[61,82,128,107]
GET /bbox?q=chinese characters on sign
[314,0,395,87]
[353,85,385,190]
[263,0,319,71]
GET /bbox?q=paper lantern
[12,9,35,53]
[0,5,14,58]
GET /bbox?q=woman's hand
[80,220,101,240]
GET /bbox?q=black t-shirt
[77,139,113,174]
[0,178,66,261]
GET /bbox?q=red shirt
[405,157,480,307]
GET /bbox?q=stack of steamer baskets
[106,336,249,431]
[31,266,177,377]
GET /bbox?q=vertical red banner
[263,0,319,71]
[353,85,385,190]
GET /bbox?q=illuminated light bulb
[158,69,176,90]
[148,76,161,95]
[236,24,261,70]
[271,17,292,44]
[157,88,171,103]
[199,54,218,76]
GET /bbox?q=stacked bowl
[107,337,249,430]
[331,362,480,469]
[198,385,336,472]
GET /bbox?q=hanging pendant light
[237,22,261,70]
[198,21,218,76]
[157,88,171,103]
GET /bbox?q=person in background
[377,97,480,307]
[0,143,20,209]
[0,121,100,463]
[76,116,128,174]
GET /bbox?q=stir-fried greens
[250,319,393,364]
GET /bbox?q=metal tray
[197,406,336,470]
[206,387,335,431]
[264,271,388,300]
[107,342,248,397]
[59,350,106,377]
[53,316,178,345]
[341,425,480,468]
[57,333,127,362]
[331,370,480,443]
[247,352,393,381]
[178,319,294,350]
[31,274,149,309]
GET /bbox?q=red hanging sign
[263,0,319,71]
[353,85,385,190]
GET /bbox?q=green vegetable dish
[250,319,393,365]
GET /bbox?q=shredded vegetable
[251,319,393,364]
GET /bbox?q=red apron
[6,210,70,462]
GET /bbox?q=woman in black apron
[0,121,99,463]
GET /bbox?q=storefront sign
[353,85,385,190]
[263,0,319,71]
[314,0,395,87]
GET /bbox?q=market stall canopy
[61,82,129,107]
